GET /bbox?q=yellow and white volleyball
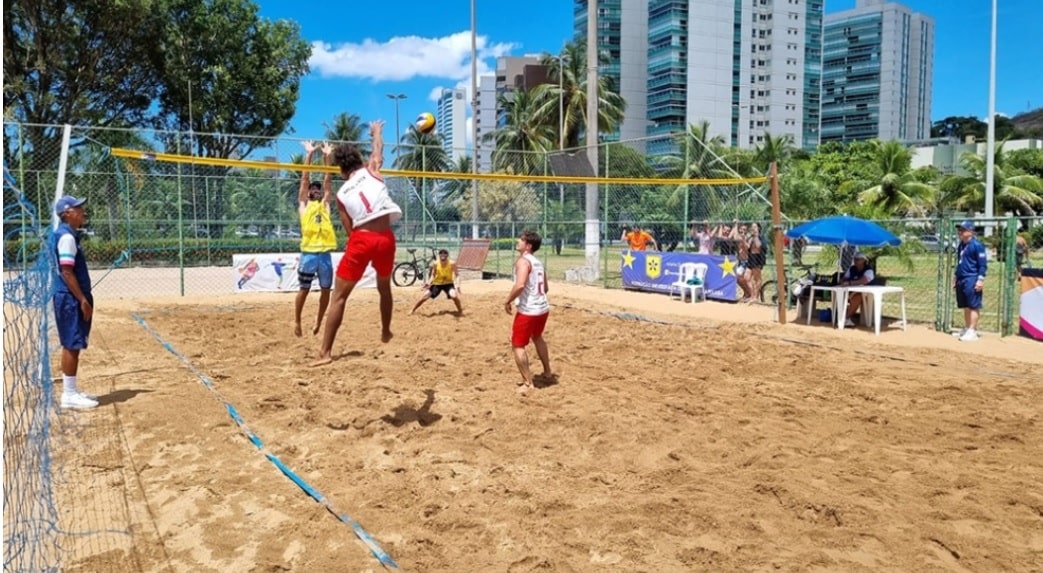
[415,112,436,134]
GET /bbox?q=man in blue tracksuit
[954,219,987,341]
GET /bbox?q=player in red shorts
[503,230,555,394]
[312,120,402,366]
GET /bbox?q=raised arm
[321,141,335,204]
[298,140,319,207]
[367,120,385,173]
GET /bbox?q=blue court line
[130,313,399,570]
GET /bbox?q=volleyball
[415,112,436,134]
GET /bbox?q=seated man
[838,251,875,327]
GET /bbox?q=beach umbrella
[785,215,901,247]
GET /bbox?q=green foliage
[1007,148,1043,179]
[1028,224,1043,249]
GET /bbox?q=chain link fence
[5,121,1036,333]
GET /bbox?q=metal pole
[559,51,565,150]
[985,0,997,233]
[386,93,407,162]
[470,0,480,239]
[584,0,600,278]
[558,49,565,216]
[770,162,786,324]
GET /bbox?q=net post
[770,162,786,325]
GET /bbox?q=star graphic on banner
[621,249,636,269]
[719,256,736,277]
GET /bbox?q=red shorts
[511,311,549,347]
[337,229,396,282]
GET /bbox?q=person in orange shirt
[621,225,658,251]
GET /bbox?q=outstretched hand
[302,140,318,154]
[321,141,334,156]
[369,120,385,136]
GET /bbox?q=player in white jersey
[312,119,402,366]
[503,230,554,394]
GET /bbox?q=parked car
[918,234,956,254]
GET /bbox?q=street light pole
[386,93,407,162]
[985,0,997,231]
[470,0,480,239]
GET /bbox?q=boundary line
[130,313,399,570]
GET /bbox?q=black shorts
[429,284,456,299]
[748,252,766,269]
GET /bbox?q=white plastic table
[837,285,907,336]
[805,285,846,327]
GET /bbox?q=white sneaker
[60,392,99,410]
[959,329,980,342]
[952,328,967,338]
[844,318,856,327]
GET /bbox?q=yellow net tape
[110,147,768,186]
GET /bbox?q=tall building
[574,0,650,147]
[577,0,823,155]
[821,0,934,143]
[474,74,497,172]
[494,56,542,129]
[436,88,467,162]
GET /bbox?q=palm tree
[485,89,556,175]
[532,40,627,149]
[324,112,365,144]
[856,140,936,216]
[753,133,797,173]
[944,143,1043,216]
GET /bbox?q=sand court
[54,280,1043,572]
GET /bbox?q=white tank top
[336,168,402,228]
[515,253,549,316]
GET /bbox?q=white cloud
[309,31,514,83]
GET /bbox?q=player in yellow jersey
[410,248,463,315]
[294,140,338,336]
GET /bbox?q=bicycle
[392,247,438,287]
[758,262,819,305]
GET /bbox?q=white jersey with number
[336,167,402,228]
[515,253,549,316]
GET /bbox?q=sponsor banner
[232,252,376,292]
[620,250,738,301]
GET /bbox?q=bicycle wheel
[759,279,780,304]
[392,262,419,287]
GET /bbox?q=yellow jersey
[431,259,455,285]
[299,200,337,253]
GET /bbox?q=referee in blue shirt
[954,220,987,341]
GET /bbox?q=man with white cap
[51,195,98,409]
[838,251,875,328]
[954,219,987,341]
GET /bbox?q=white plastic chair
[669,262,697,302]
[690,263,708,303]
[670,262,707,303]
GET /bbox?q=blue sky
[256,0,1041,147]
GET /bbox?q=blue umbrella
[785,215,901,247]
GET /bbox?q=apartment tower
[821,0,934,143]
[435,88,467,162]
[577,0,823,155]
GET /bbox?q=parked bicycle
[758,262,819,305]
[392,247,438,287]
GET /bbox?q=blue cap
[957,219,975,231]
[55,196,87,216]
